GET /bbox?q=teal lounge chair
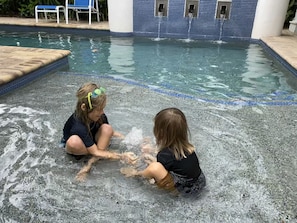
[65,0,100,25]
[35,5,65,23]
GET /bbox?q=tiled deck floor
[0,17,296,93]
[0,16,109,30]
[0,46,70,85]
[261,30,297,71]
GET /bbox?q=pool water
[0,31,297,222]
[1,31,297,105]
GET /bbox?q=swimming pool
[0,30,297,222]
[1,30,297,105]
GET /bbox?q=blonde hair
[74,82,107,126]
[153,108,194,160]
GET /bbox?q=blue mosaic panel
[133,0,258,40]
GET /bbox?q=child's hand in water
[120,167,138,177]
[141,144,155,153]
[142,153,156,164]
[121,152,138,165]
[141,139,157,154]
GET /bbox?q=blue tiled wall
[133,0,258,40]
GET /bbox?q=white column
[251,0,290,39]
[107,0,133,33]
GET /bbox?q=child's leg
[138,162,168,182]
[95,124,114,151]
[66,135,89,155]
[142,162,175,191]
[76,124,136,181]
[122,162,167,182]
[121,162,176,191]
[75,156,100,182]
[75,124,116,182]
[121,161,166,180]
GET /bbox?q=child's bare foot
[120,167,138,177]
[75,156,99,182]
[75,166,91,182]
[75,171,88,182]
[113,131,125,139]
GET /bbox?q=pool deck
[261,31,297,72]
[0,17,297,95]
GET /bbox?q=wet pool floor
[0,72,296,222]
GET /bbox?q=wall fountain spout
[158,4,164,17]
[189,4,195,14]
[220,5,226,20]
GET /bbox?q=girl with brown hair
[121,107,206,197]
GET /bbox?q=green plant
[0,0,63,17]
[99,0,108,21]
[19,0,38,17]
[285,0,297,27]
[0,0,25,16]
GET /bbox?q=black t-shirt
[157,147,201,179]
[63,113,109,148]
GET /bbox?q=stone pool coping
[261,31,297,77]
[0,46,70,95]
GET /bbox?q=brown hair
[153,107,194,160]
[74,82,107,127]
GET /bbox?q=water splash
[122,127,143,149]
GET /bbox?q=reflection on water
[108,37,135,74]
[242,44,281,95]
[0,74,296,222]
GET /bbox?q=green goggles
[86,87,106,109]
